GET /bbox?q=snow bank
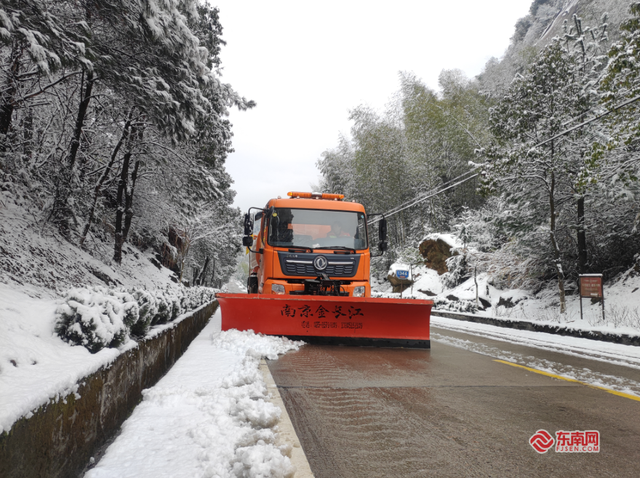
[54,285,216,352]
[0,283,122,434]
[381,259,640,337]
[409,265,443,294]
[85,316,303,478]
[0,282,214,434]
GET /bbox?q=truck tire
[247,275,258,294]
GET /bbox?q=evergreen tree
[599,2,640,176]
[482,40,589,313]
[0,0,250,279]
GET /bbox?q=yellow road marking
[494,359,640,403]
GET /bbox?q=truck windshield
[268,208,368,250]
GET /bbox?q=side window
[355,213,367,249]
[253,212,263,235]
[269,209,294,245]
[262,210,269,245]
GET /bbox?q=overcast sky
[212,0,533,212]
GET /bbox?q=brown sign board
[579,275,603,299]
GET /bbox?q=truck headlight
[272,284,285,295]
[353,286,365,297]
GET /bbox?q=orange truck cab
[243,192,387,298]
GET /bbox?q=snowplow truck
[217,192,432,348]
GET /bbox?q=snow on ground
[85,309,302,478]
[377,262,640,338]
[2,194,640,474]
[401,265,444,295]
[0,282,124,434]
[0,191,177,298]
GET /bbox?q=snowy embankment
[0,282,210,434]
[0,283,121,434]
[0,277,304,477]
[85,310,302,478]
[378,256,640,341]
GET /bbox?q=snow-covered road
[82,311,640,477]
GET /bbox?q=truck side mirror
[243,213,252,236]
[379,217,387,242]
[242,236,253,247]
[367,215,388,257]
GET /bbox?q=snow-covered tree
[316,134,356,198]
[349,104,414,246]
[599,2,640,183]
[400,72,488,230]
[0,0,251,281]
[0,0,92,138]
[482,39,591,313]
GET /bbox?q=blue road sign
[396,270,410,280]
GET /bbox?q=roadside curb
[431,309,640,347]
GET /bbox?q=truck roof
[266,196,366,212]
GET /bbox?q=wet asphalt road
[267,326,640,478]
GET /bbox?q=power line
[536,93,640,148]
[367,93,640,224]
[384,170,478,218]
[367,168,479,224]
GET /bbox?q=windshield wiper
[323,246,356,254]
[288,246,314,253]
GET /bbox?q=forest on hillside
[318,0,640,312]
[2,1,640,312]
[0,0,251,287]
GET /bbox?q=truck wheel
[247,275,258,294]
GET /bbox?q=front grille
[284,262,355,276]
[278,252,360,278]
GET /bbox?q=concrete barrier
[0,301,218,478]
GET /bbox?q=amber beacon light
[287,191,345,200]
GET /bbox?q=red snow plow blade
[216,293,432,348]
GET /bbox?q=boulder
[497,295,527,308]
[479,297,492,309]
[419,237,457,275]
[387,273,412,293]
